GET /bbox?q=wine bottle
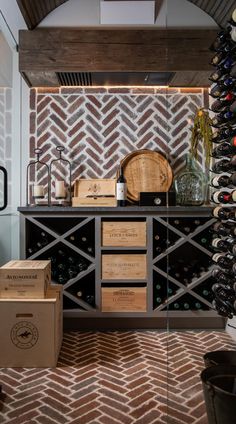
[85,294,95,305]
[194,302,203,310]
[27,246,36,256]
[211,190,232,204]
[211,51,230,66]
[76,290,95,306]
[212,268,234,284]
[68,265,78,279]
[212,252,235,269]
[211,127,236,143]
[218,55,236,71]
[70,282,95,306]
[211,158,235,173]
[212,237,234,252]
[210,29,231,52]
[211,173,236,188]
[210,93,235,111]
[173,302,180,310]
[212,298,234,319]
[202,289,210,299]
[212,206,236,220]
[209,84,231,99]
[76,258,88,272]
[211,112,236,128]
[211,142,236,157]
[212,283,235,300]
[116,165,127,207]
[58,274,68,285]
[211,221,236,237]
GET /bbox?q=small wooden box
[102,254,147,280]
[0,260,51,299]
[102,286,147,312]
[102,221,146,247]
[72,179,117,207]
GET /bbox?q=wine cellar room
[0,0,236,423]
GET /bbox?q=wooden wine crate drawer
[102,254,147,280]
[102,285,147,312]
[102,221,146,247]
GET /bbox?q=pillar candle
[55,180,66,198]
[33,185,44,197]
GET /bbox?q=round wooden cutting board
[120,150,173,203]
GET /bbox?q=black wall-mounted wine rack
[209,23,236,319]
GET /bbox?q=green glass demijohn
[174,153,206,206]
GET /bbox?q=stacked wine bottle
[210,13,236,319]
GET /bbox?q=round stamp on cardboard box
[11,321,39,349]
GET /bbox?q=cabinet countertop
[18,205,213,215]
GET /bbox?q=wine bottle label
[212,238,221,247]
[211,176,223,187]
[213,207,221,218]
[212,253,225,262]
[231,190,236,201]
[212,191,221,203]
[116,183,127,200]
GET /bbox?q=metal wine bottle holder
[26,148,50,206]
[49,146,72,206]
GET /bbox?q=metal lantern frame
[49,146,72,206]
[26,148,50,206]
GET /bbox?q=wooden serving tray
[121,150,173,203]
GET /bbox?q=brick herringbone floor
[0,330,236,424]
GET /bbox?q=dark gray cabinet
[18,206,225,329]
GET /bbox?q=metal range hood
[19,28,218,88]
[56,71,175,86]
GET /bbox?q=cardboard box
[47,284,63,355]
[102,254,147,280]
[0,260,51,299]
[0,288,62,368]
[102,221,146,247]
[102,286,147,312]
[72,178,117,207]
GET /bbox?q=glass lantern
[49,146,72,206]
[26,148,50,206]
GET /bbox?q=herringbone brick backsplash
[29,87,208,185]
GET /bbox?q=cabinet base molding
[64,316,226,331]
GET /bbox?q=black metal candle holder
[26,148,50,206]
[49,146,72,206]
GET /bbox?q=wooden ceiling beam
[19,28,218,73]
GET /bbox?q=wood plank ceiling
[16,0,236,30]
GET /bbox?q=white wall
[0,31,12,86]
[39,0,217,28]
[0,5,26,263]
[0,0,26,43]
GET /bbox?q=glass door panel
[0,13,18,265]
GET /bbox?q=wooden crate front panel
[102,286,147,312]
[102,221,146,247]
[102,254,147,280]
